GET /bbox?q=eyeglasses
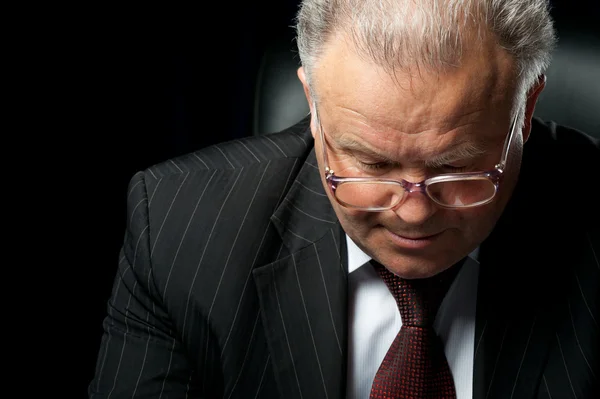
[316,108,519,211]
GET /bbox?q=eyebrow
[334,137,393,160]
[334,136,487,168]
[424,142,487,168]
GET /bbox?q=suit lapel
[472,193,558,399]
[472,259,554,399]
[253,148,348,399]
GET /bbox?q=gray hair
[295,0,557,123]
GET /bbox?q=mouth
[395,232,441,240]
[384,229,444,250]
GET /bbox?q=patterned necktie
[369,261,462,399]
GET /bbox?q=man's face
[300,36,542,279]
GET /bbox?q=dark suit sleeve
[89,171,198,398]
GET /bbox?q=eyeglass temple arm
[497,114,520,170]
[313,105,334,177]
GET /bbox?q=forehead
[312,35,517,143]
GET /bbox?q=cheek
[335,207,379,234]
[454,206,500,241]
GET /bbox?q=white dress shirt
[345,235,480,399]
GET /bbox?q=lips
[383,229,443,250]
[391,231,442,240]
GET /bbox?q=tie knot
[373,260,463,327]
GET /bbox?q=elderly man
[89,0,598,398]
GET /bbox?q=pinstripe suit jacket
[89,116,599,398]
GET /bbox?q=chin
[366,236,467,279]
[377,255,453,279]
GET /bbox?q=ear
[522,74,546,143]
[297,67,317,138]
[297,66,312,105]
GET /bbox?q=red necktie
[369,261,461,399]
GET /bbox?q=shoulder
[498,117,598,250]
[516,117,598,259]
[123,117,314,224]
[523,118,599,208]
[527,117,599,174]
[145,117,313,180]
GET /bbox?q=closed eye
[357,160,390,171]
[358,161,389,170]
[441,164,469,172]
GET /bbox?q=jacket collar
[253,125,349,399]
[269,146,339,254]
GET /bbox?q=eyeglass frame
[315,106,520,211]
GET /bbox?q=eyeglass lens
[334,178,497,209]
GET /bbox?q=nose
[393,190,437,225]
